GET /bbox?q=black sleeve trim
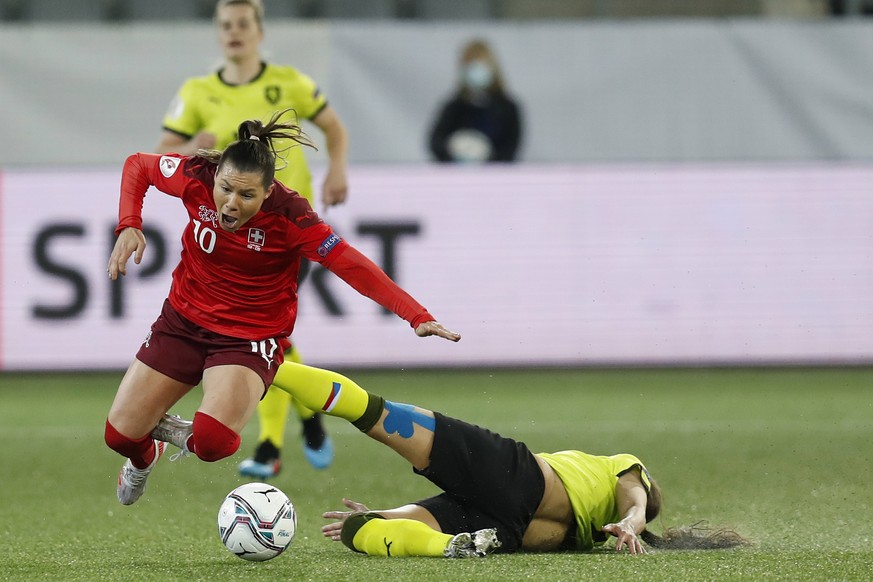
[161,126,194,140]
[616,463,651,492]
[308,101,329,121]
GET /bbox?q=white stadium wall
[1,163,871,371]
[4,20,873,167]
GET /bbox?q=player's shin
[257,386,292,448]
[342,514,452,557]
[271,362,383,430]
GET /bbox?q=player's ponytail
[639,479,748,550]
[198,108,315,189]
[640,523,749,550]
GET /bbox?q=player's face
[213,163,273,233]
[216,4,263,63]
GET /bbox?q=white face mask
[463,60,493,90]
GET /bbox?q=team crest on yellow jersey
[264,85,281,104]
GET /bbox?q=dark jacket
[429,93,522,162]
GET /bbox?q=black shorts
[413,413,545,553]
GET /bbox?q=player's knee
[191,412,240,462]
[104,419,143,456]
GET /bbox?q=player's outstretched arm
[601,471,649,555]
[322,498,371,541]
[108,227,146,280]
[325,246,461,342]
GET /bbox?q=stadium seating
[416,0,494,20]
[15,0,109,21]
[0,0,845,22]
[321,0,396,18]
[122,0,207,21]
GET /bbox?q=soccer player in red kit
[105,109,460,505]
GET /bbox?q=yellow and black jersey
[538,451,652,551]
[162,62,327,203]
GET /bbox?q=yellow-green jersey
[162,63,327,204]
[537,451,652,551]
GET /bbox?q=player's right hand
[602,522,647,555]
[108,227,146,280]
[321,498,370,541]
[190,131,217,151]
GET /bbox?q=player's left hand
[602,522,647,555]
[321,166,348,207]
[415,320,461,342]
[107,227,146,280]
[321,498,370,541]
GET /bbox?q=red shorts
[136,299,289,392]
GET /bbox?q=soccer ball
[217,482,297,562]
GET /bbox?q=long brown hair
[641,478,749,550]
[197,108,315,189]
[641,523,749,550]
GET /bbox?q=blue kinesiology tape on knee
[382,401,436,438]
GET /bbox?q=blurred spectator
[428,39,523,163]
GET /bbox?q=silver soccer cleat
[151,413,193,457]
[117,440,165,505]
[444,528,501,558]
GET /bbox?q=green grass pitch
[1,367,871,580]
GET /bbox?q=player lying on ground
[153,362,748,556]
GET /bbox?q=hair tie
[249,135,260,142]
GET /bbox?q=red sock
[104,419,156,470]
[190,412,240,462]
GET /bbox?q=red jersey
[116,153,433,340]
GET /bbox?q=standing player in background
[156,0,348,478]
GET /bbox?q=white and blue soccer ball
[218,482,297,562]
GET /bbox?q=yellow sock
[271,362,377,428]
[292,397,318,421]
[256,385,291,449]
[285,343,304,365]
[281,342,319,422]
[255,343,309,447]
[348,516,452,557]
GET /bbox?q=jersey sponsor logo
[159,156,181,178]
[198,205,218,228]
[264,85,281,105]
[247,228,266,251]
[317,233,341,257]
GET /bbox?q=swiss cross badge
[247,228,266,250]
